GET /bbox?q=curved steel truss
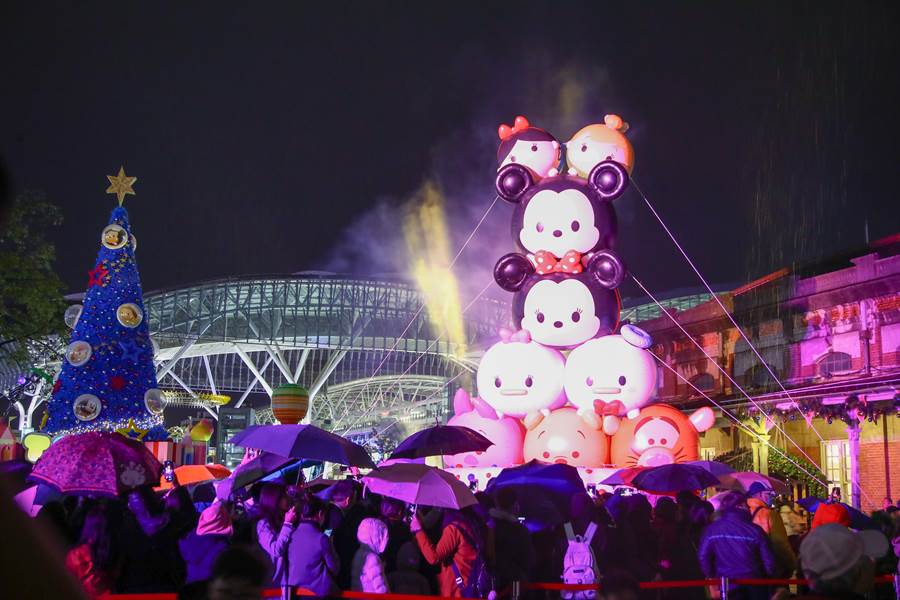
[144,274,506,431]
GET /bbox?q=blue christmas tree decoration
[47,203,168,440]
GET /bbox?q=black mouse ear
[495,164,534,203]
[586,250,626,289]
[494,253,535,292]
[588,160,629,200]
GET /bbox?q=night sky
[1,2,898,303]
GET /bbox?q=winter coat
[415,521,479,597]
[351,518,389,593]
[178,531,230,583]
[747,498,796,576]
[698,508,777,578]
[257,519,340,596]
[388,541,432,595]
[116,512,187,593]
[65,544,117,598]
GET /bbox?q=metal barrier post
[718,576,728,600]
[511,580,521,600]
[893,572,900,600]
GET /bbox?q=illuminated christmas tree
[46,168,167,440]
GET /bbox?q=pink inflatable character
[444,388,525,469]
[523,407,609,468]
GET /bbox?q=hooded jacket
[747,497,796,576]
[698,508,777,578]
[352,518,389,593]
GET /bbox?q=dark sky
[1,2,898,302]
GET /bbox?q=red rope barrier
[101,573,898,598]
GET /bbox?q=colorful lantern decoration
[188,418,215,443]
[271,383,310,425]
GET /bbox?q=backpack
[562,522,598,600]
[450,525,495,598]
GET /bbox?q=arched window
[817,352,852,377]
[690,372,716,392]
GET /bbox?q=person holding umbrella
[411,507,483,598]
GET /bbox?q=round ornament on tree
[144,389,165,415]
[116,303,143,328]
[64,304,83,329]
[272,383,310,424]
[66,341,92,367]
[73,394,102,421]
[101,224,129,249]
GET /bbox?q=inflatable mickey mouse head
[495,163,627,289]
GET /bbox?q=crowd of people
[18,474,900,600]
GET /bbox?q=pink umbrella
[362,463,477,509]
[30,432,162,496]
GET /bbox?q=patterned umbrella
[229,424,375,468]
[30,431,162,496]
[389,425,493,460]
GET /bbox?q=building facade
[638,236,900,511]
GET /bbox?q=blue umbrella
[686,460,735,477]
[797,497,876,530]
[485,460,584,528]
[630,463,720,493]
[389,425,493,460]
[229,424,375,468]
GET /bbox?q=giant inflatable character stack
[444,115,714,487]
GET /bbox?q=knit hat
[196,501,233,536]
[811,502,851,530]
[357,517,388,554]
[800,523,887,581]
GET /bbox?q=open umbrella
[14,483,61,517]
[630,463,720,493]
[30,431,162,496]
[797,497,876,530]
[687,460,735,477]
[229,424,375,468]
[599,466,648,487]
[389,425,493,460]
[485,460,585,526]
[362,463,477,509]
[719,471,790,495]
[157,464,231,490]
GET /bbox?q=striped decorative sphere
[272,384,309,425]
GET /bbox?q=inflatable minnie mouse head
[497,115,561,180]
[494,257,620,349]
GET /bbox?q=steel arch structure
[144,273,508,432]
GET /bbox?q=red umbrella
[30,432,162,496]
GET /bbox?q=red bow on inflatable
[594,399,625,417]
[533,250,584,275]
[498,115,530,141]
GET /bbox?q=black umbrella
[389,425,493,460]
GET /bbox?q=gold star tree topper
[106,166,137,205]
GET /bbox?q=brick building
[633,235,900,511]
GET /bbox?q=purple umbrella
[362,463,477,509]
[30,431,162,496]
[630,463,720,493]
[229,424,375,469]
[229,451,298,491]
[389,425,493,460]
[686,460,735,477]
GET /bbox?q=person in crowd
[206,546,269,600]
[411,507,480,597]
[622,494,659,583]
[653,498,678,571]
[352,517,390,593]
[882,497,894,511]
[794,523,888,599]
[659,500,709,600]
[259,493,340,597]
[828,486,841,504]
[255,483,291,584]
[697,491,776,600]
[117,483,195,593]
[324,479,367,589]
[810,501,850,530]
[745,483,796,577]
[489,487,535,589]
[564,491,623,575]
[65,502,122,598]
[387,540,432,595]
[179,500,233,584]
[598,568,641,600]
[380,497,413,573]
